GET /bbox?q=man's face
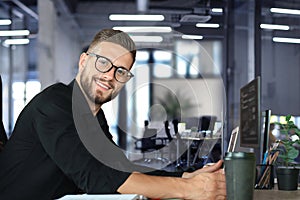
[78,41,134,106]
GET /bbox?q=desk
[149,188,300,200]
[254,188,300,200]
[59,188,300,200]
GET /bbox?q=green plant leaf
[287,147,299,160]
[286,115,291,122]
[156,90,197,119]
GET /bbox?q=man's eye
[117,68,126,76]
[97,58,109,66]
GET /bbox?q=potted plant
[274,115,300,190]
[156,90,197,120]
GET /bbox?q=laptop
[227,126,239,152]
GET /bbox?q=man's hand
[184,170,226,200]
[181,160,226,199]
[182,160,224,179]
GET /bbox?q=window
[175,40,222,78]
[12,81,41,124]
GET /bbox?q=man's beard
[80,73,116,105]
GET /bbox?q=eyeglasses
[86,52,134,83]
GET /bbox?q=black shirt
[0,80,182,200]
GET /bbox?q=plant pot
[276,167,299,190]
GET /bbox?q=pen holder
[255,164,274,189]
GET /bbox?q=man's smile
[94,78,112,91]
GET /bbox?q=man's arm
[118,161,226,200]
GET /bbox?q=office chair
[134,120,166,162]
[0,74,7,151]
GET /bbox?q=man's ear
[78,53,87,70]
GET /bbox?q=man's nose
[101,67,115,81]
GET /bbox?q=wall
[38,0,81,89]
[262,39,300,116]
[153,78,226,121]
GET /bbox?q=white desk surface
[57,194,141,200]
[179,136,221,141]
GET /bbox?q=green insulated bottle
[224,152,256,200]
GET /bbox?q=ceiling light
[0,30,30,36]
[211,8,223,13]
[270,8,300,15]
[3,38,30,45]
[130,36,163,43]
[109,14,164,21]
[180,15,211,23]
[273,37,300,44]
[196,23,220,28]
[0,19,12,25]
[182,35,203,40]
[260,24,290,30]
[113,26,172,33]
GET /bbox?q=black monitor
[239,76,261,148]
[198,116,217,132]
[261,110,271,155]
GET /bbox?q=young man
[0,29,226,200]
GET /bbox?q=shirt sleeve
[34,85,131,194]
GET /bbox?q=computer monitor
[238,77,264,163]
[198,116,217,132]
[261,110,271,154]
[239,76,261,148]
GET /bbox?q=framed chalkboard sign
[240,77,261,147]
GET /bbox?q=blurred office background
[0,0,300,155]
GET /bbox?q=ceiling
[1,0,300,46]
[1,0,226,46]
[52,0,226,46]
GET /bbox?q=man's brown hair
[88,29,136,62]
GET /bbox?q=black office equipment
[164,120,173,141]
[199,116,217,132]
[261,110,271,160]
[172,119,179,135]
[240,76,261,148]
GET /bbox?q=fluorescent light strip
[260,24,290,30]
[109,14,164,21]
[196,23,220,28]
[113,26,172,33]
[270,8,300,15]
[0,19,12,25]
[130,36,163,43]
[182,35,203,40]
[273,37,300,44]
[211,8,223,13]
[4,38,30,45]
[0,30,30,36]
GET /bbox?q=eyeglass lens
[94,55,132,83]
